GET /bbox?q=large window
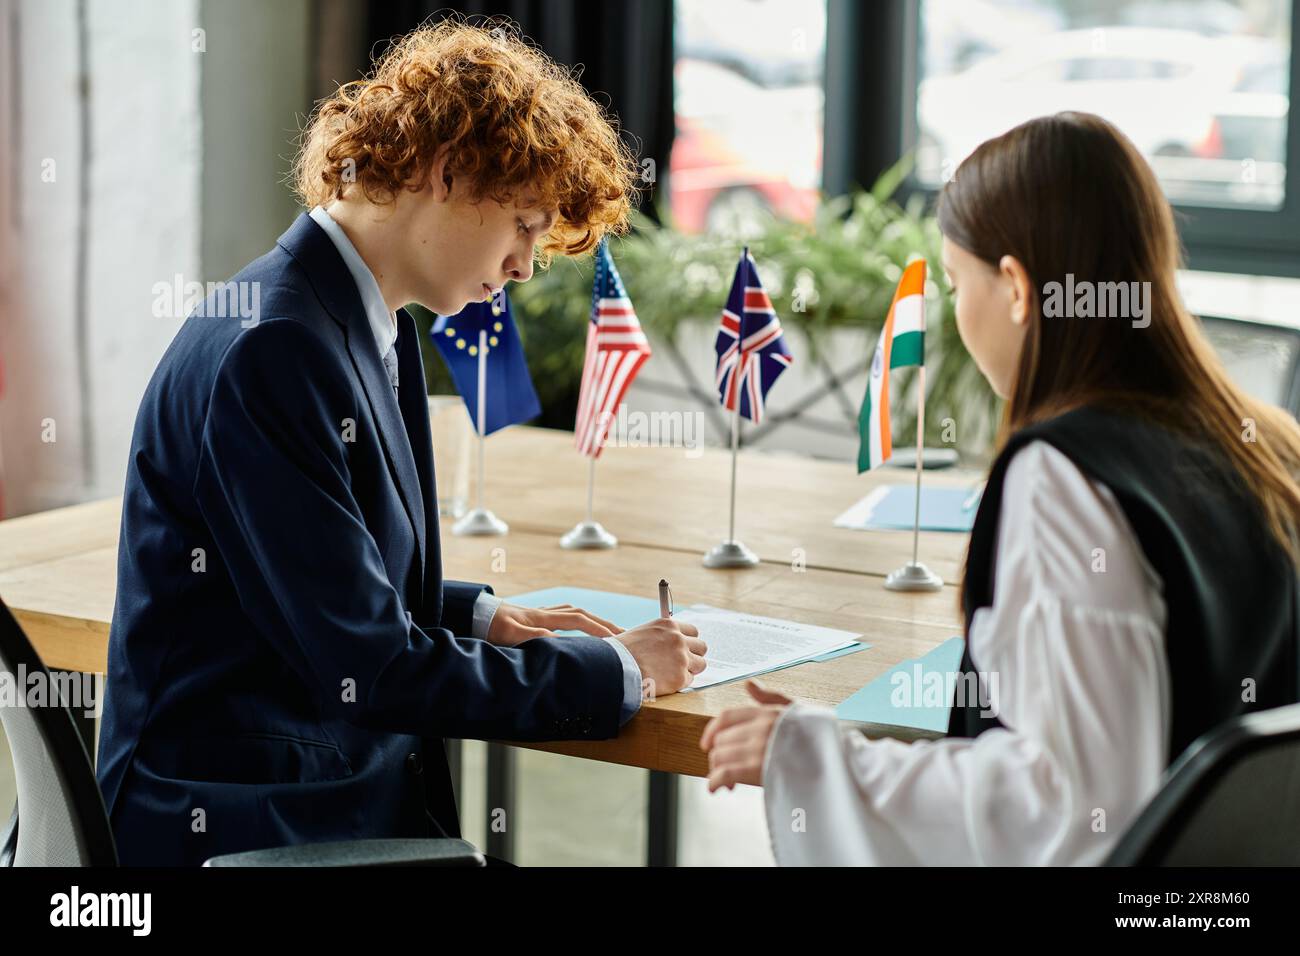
[915,0,1292,211]
[669,0,828,235]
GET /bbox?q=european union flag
[431,291,541,436]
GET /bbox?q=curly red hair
[294,18,640,260]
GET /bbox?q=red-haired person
[702,112,1300,866]
[98,21,704,866]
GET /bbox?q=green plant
[416,159,1001,453]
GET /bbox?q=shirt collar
[308,205,399,358]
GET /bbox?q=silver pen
[658,578,673,618]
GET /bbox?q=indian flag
[858,259,926,473]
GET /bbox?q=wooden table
[473,426,978,583]
[0,416,976,863]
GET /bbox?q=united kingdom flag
[713,247,793,424]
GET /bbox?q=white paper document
[674,605,861,691]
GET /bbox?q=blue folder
[836,485,980,533]
[505,586,661,631]
[835,636,965,732]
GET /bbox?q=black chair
[1106,702,1300,865]
[1200,314,1300,418]
[0,596,483,867]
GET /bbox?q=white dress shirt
[762,440,1171,865]
[307,206,644,721]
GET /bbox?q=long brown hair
[938,111,1300,564]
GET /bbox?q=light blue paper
[504,586,662,633]
[835,636,965,732]
[843,486,980,533]
[809,642,870,663]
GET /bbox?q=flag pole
[704,395,757,567]
[728,402,740,543]
[565,236,647,552]
[911,365,925,566]
[453,326,507,536]
[730,246,748,543]
[884,360,942,590]
[561,417,618,548]
[476,328,486,509]
[704,246,759,569]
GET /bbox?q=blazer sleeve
[441,580,490,638]
[192,318,624,742]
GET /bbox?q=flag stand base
[560,520,617,550]
[703,540,760,569]
[452,507,508,536]
[884,561,944,592]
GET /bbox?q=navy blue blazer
[97,213,625,866]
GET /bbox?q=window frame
[825,0,1300,278]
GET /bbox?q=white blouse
[763,441,1172,865]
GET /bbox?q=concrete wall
[0,0,312,519]
[1,0,202,516]
[199,0,311,283]
[0,0,312,832]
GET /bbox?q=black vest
[948,406,1299,763]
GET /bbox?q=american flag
[714,248,792,424]
[573,240,652,457]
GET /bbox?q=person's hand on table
[700,680,793,791]
[486,603,621,647]
[616,617,707,697]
